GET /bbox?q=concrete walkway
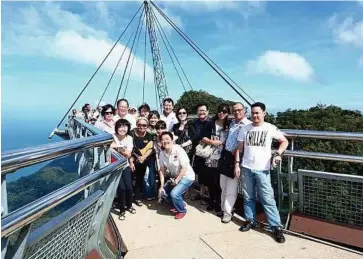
[112,196,361,259]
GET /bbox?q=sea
[1,116,64,182]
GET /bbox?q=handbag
[195,143,215,158]
[218,149,235,178]
[176,126,193,155]
[205,150,219,168]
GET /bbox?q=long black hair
[214,103,230,130]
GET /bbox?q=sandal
[127,207,136,214]
[118,211,126,220]
[134,200,143,206]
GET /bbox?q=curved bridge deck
[112,192,360,259]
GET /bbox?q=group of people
[76,97,288,244]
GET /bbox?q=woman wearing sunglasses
[172,107,196,159]
[94,104,116,134]
[201,103,230,214]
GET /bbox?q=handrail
[71,117,105,135]
[1,153,127,238]
[282,129,363,142]
[2,119,105,158]
[283,150,363,164]
[1,133,113,175]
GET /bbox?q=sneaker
[174,212,186,219]
[273,227,286,243]
[221,214,232,223]
[239,220,257,232]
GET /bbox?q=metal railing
[1,118,127,259]
[298,169,363,227]
[274,129,363,229]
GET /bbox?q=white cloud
[152,6,184,32]
[158,0,262,12]
[329,15,363,68]
[2,3,154,82]
[331,17,363,48]
[247,50,315,82]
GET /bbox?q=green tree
[175,90,235,114]
[274,104,363,176]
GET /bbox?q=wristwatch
[272,151,281,157]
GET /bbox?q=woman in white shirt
[158,132,195,219]
[111,119,135,220]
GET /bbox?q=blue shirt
[225,118,252,152]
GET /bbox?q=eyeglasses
[137,124,148,127]
[105,111,113,115]
[178,112,187,115]
[233,109,244,113]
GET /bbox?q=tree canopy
[175,90,236,114]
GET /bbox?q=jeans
[163,177,194,213]
[242,167,282,228]
[144,160,157,199]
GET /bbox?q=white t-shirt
[113,114,136,130]
[160,112,178,131]
[237,122,284,171]
[159,144,195,181]
[210,123,228,160]
[111,135,133,166]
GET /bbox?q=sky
[2,0,363,122]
